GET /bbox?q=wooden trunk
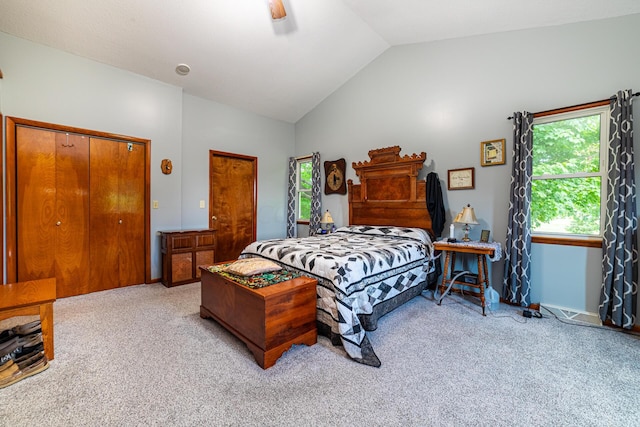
[199,267,317,369]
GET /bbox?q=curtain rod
[506,92,640,120]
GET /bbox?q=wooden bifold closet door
[10,122,148,298]
[16,127,90,297]
[89,138,145,292]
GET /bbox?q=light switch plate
[153,200,159,209]
[199,200,205,209]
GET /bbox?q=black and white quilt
[240,225,434,367]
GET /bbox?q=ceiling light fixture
[268,0,287,20]
[175,63,191,76]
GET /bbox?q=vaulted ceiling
[2,0,640,123]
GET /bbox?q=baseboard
[602,319,640,332]
[498,298,540,311]
[540,304,601,326]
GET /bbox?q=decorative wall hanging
[324,158,346,195]
[481,139,506,166]
[447,167,475,190]
[161,159,173,175]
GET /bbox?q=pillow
[334,225,432,245]
[223,258,282,276]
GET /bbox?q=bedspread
[240,225,434,367]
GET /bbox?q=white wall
[0,31,294,280]
[295,14,640,321]
[181,94,295,240]
[0,32,183,280]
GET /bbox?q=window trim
[532,235,601,248]
[295,156,312,222]
[531,101,609,244]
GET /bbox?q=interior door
[90,138,145,290]
[89,137,120,292]
[55,132,90,296]
[117,141,146,286]
[209,151,257,262]
[16,127,90,298]
[6,116,152,291]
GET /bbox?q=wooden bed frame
[347,145,433,236]
[344,146,436,331]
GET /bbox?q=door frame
[0,114,3,282]
[208,150,257,258]
[5,117,152,285]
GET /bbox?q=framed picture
[481,139,506,166]
[447,167,475,190]
[324,158,347,195]
[480,229,490,243]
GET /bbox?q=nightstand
[433,240,501,315]
[160,229,216,287]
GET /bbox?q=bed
[240,146,437,367]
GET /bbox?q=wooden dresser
[160,229,216,287]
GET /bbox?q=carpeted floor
[1,282,639,427]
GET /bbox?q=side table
[159,229,216,287]
[433,240,500,316]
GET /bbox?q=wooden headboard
[347,146,433,235]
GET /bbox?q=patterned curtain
[503,112,534,306]
[599,89,638,328]
[286,157,297,238]
[308,152,322,236]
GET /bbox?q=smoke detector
[175,64,191,76]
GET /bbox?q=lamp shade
[455,205,478,225]
[321,210,333,224]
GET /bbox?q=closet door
[117,141,145,286]
[89,138,145,290]
[89,137,120,292]
[55,132,90,296]
[16,127,90,298]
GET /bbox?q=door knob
[212,216,217,221]
[119,219,123,224]
[56,221,61,226]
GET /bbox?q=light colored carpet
[1,282,639,427]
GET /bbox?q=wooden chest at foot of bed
[199,267,317,369]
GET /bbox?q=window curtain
[599,89,637,329]
[286,157,297,238]
[503,112,534,306]
[308,152,322,236]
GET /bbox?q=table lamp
[320,210,334,232]
[454,204,479,241]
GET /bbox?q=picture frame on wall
[481,138,506,166]
[447,167,475,190]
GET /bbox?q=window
[531,104,609,238]
[296,158,313,222]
